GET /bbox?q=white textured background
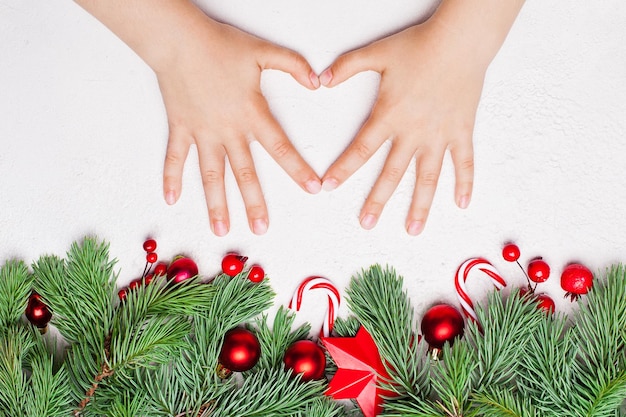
[1,0,626,332]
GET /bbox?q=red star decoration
[321,326,397,417]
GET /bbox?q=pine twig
[74,333,114,416]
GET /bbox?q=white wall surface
[1,0,625,332]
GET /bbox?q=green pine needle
[0,260,33,327]
[471,389,537,417]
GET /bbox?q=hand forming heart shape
[75,0,525,237]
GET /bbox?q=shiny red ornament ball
[219,328,261,372]
[561,263,593,301]
[167,256,199,284]
[222,254,247,277]
[420,304,464,349]
[143,239,157,253]
[502,243,521,262]
[283,340,326,381]
[25,294,52,328]
[247,265,265,283]
[146,252,158,264]
[528,259,550,283]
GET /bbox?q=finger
[227,141,269,235]
[449,134,474,209]
[319,44,381,87]
[163,130,192,205]
[255,104,321,194]
[197,143,229,237]
[359,141,414,230]
[322,112,389,191]
[259,44,320,89]
[406,148,446,236]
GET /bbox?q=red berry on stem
[153,262,168,276]
[535,293,555,314]
[144,274,154,285]
[129,278,142,290]
[146,252,158,264]
[561,263,593,301]
[247,265,265,283]
[502,243,521,262]
[528,259,550,283]
[118,288,128,301]
[222,254,246,277]
[143,239,157,253]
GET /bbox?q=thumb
[259,45,320,90]
[319,44,381,87]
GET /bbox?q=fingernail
[322,178,338,192]
[407,221,424,236]
[165,191,176,205]
[360,214,377,230]
[213,221,228,237]
[309,71,320,88]
[458,195,470,209]
[253,219,268,235]
[319,69,333,86]
[305,180,322,194]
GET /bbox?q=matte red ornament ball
[222,254,246,277]
[219,328,261,372]
[25,293,52,328]
[528,259,550,283]
[247,265,265,283]
[143,239,157,253]
[420,304,465,349]
[502,243,521,262]
[283,340,326,381]
[167,256,199,284]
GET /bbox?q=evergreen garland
[1,237,626,416]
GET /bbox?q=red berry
[144,274,154,285]
[153,262,168,276]
[561,263,593,301]
[247,266,265,283]
[129,278,142,290]
[143,239,157,252]
[146,252,158,264]
[222,254,246,277]
[502,243,521,262]
[535,294,555,315]
[528,259,550,283]
[118,288,128,301]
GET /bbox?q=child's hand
[320,0,524,235]
[155,19,321,236]
[74,0,321,236]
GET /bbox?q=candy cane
[289,276,340,338]
[455,258,506,322]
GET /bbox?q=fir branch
[345,265,428,396]
[211,368,326,416]
[290,397,347,417]
[0,325,32,416]
[381,392,444,417]
[333,315,361,337]
[469,290,544,389]
[254,306,310,371]
[106,392,156,417]
[32,237,116,346]
[0,260,33,327]
[471,388,537,417]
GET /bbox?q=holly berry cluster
[502,242,594,309]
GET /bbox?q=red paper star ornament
[321,326,397,417]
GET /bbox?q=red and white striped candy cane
[289,276,340,338]
[455,258,506,322]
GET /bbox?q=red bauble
[420,304,464,349]
[143,239,157,252]
[528,259,550,283]
[25,294,52,328]
[222,254,247,277]
[247,265,265,283]
[219,328,261,372]
[283,340,326,381]
[502,243,521,262]
[561,263,593,301]
[167,256,199,284]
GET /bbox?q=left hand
[320,20,488,235]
